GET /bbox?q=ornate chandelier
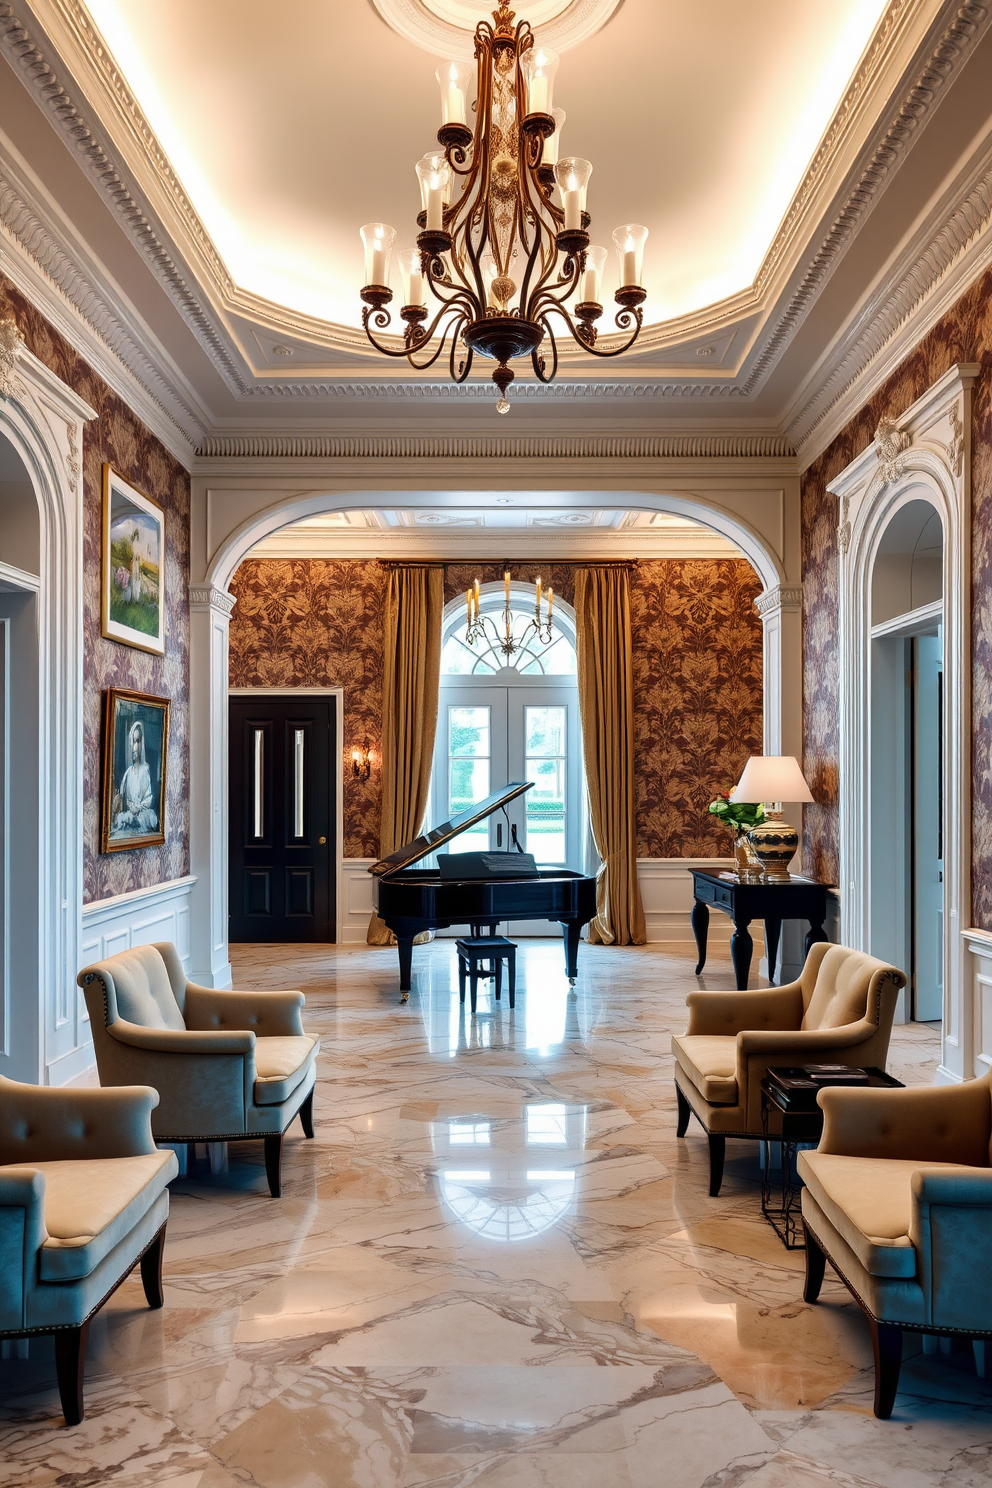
[359,4,648,412]
[465,573,553,656]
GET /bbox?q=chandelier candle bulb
[544,108,566,167]
[614,223,649,287]
[547,587,553,619]
[360,222,396,287]
[535,575,542,611]
[397,247,425,306]
[437,59,471,126]
[521,44,559,116]
[556,158,592,231]
[580,244,607,303]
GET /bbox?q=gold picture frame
[101,688,170,853]
[101,464,165,655]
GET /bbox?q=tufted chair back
[800,943,898,1032]
[85,943,188,1030]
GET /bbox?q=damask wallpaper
[0,274,190,904]
[229,560,386,858]
[229,556,764,861]
[801,262,992,923]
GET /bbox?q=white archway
[0,324,92,1082]
[829,363,978,1083]
[188,471,801,987]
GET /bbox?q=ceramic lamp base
[748,812,798,881]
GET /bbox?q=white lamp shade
[730,755,814,805]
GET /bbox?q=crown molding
[246,526,743,562]
[0,133,206,462]
[788,128,992,466]
[196,431,797,460]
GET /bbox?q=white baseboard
[962,926,992,1081]
[342,860,376,943]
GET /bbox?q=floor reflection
[416,940,593,1056]
[431,1102,588,1242]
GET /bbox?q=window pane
[442,602,576,676]
[525,705,566,863]
[449,707,490,756]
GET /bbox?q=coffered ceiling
[1,0,991,462]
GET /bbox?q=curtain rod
[377,558,639,569]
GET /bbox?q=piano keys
[369,782,597,996]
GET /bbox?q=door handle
[497,823,502,847]
[318,836,327,845]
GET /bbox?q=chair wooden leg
[675,1083,691,1138]
[299,1089,315,1139]
[803,1224,828,1303]
[871,1320,903,1419]
[54,1320,90,1426]
[264,1134,283,1197]
[707,1133,726,1197]
[139,1225,166,1309]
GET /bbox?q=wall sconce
[352,739,372,781]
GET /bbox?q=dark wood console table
[689,869,830,990]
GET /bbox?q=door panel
[229,696,335,942]
[912,632,943,1021]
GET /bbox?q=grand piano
[370,782,597,996]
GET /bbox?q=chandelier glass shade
[359,3,648,409]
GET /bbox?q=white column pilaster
[755,585,806,980]
[188,585,236,988]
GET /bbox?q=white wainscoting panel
[963,928,992,1081]
[637,858,762,958]
[342,859,376,943]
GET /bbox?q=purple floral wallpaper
[0,273,190,904]
[801,263,992,923]
[231,557,764,861]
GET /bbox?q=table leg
[805,920,828,957]
[730,918,753,989]
[560,921,581,985]
[691,898,709,975]
[764,917,782,982]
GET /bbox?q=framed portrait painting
[101,688,170,853]
[101,465,165,655]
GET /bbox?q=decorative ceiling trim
[196,432,796,460]
[370,0,623,57]
[788,132,992,464]
[0,138,206,458]
[0,0,251,397]
[739,0,990,398]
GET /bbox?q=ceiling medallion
[359,4,647,411]
[371,0,622,57]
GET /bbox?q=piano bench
[456,936,516,1014]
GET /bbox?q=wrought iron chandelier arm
[361,306,417,358]
[531,314,559,384]
[527,251,583,318]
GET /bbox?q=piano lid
[368,781,534,878]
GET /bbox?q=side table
[689,869,830,990]
[760,1066,904,1248]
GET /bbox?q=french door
[432,679,582,872]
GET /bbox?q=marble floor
[1,938,988,1487]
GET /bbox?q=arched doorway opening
[869,499,944,1022]
[431,584,586,906]
[0,431,41,1079]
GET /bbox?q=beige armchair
[672,942,905,1195]
[800,1073,992,1418]
[0,1075,177,1425]
[78,943,319,1197]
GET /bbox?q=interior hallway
[0,939,980,1488]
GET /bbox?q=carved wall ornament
[838,495,851,554]
[0,315,23,398]
[948,404,965,476]
[874,417,912,482]
[65,419,80,486]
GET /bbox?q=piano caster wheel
[400,992,410,1004]
[568,977,577,987]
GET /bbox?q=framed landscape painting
[101,465,165,655]
[101,688,170,853]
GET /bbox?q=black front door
[229,695,335,942]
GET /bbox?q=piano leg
[560,921,581,986]
[397,936,414,1002]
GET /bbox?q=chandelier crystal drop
[359,4,648,410]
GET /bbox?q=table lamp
[730,755,814,881]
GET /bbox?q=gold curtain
[367,564,444,945]
[574,565,646,946]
